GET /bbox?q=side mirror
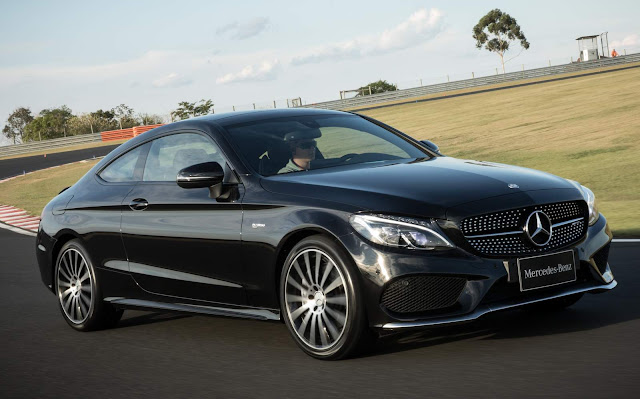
[177,162,224,189]
[420,140,442,155]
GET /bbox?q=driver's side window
[317,127,409,158]
[142,133,225,182]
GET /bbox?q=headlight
[568,180,599,226]
[349,214,454,250]
[581,185,599,225]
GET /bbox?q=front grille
[381,275,466,314]
[460,201,588,257]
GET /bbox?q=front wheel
[55,239,123,331]
[280,235,374,360]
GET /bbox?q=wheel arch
[51,230,82,287]
[273,226,353,307]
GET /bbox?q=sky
[1,0,638,146]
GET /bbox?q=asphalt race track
[0,144,120,180]
[0,228,638,398]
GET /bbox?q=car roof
[104,108,352,164]
[188,107,349,127]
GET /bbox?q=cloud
[0,50,180,86]
[152,72,192,88]
[216,22,238,35]
[216,17,270,40]
[291,8,443,65]
[216,59,281,84]
[610,34,638,49]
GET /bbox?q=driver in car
[278,130,320,174]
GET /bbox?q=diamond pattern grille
[461,201,587,257]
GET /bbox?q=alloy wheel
[284,249,349,350]
[57,248,93,324]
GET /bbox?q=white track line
[0,205,39,232]
[0,221,37,237]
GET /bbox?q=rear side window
[99,145,144,182]
[142,133,225,182]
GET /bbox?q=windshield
[223,114,429,176]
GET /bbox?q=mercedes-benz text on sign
[518,250,577,291]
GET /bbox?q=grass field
[0,160,99,216]
[1,66,638,236]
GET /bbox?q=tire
[55,239,123,331]
[527,293,584,312]
[279,235,375,360]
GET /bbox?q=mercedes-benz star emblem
[524,211,553,247]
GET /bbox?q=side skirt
[104,297,281,321]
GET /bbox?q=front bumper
[382,277,616,330]
[339,213,616,329]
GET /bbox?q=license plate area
[517,250,577,292]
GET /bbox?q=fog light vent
[381,275,466,314]
[592,242,611,275]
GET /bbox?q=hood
[260,157,578,219]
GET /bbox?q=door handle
[129,198,149,211]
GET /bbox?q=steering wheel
[338,153,358,163]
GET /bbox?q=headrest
[283,128,321,142]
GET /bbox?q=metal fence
[302,53,640,111]
[0,124,165,158]
[0,133,103,158]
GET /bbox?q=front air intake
[381,275,466,314]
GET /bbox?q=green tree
[23,106,73,141]
[112,104,136,129]
[171,99,214,121]
[89,109,118,132]
[137,113,165,126]
[473,9,530,74]
[356,80,397,96]
[67,113,98,135]
[2,107,34,144]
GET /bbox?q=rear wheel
[55,239,123,331]
[280,235,375,360]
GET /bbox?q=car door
[120,131,246,305]
[67,144,147,269]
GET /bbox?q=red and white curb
[0,205,39,233]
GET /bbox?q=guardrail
[0,124,164,158]
[303,53,640,111]
[0,133,103,158]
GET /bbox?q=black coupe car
[36,108,616,359]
